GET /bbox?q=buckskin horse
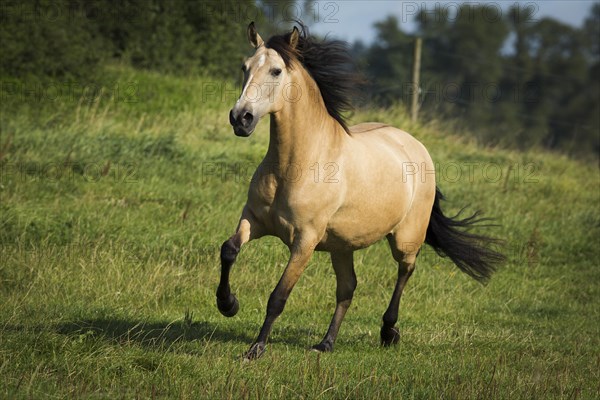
[216,22,504,360]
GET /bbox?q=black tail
[425,187,506,283]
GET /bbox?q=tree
[0,0,103,78]
[414,5,509,143]
[363,15,412,106]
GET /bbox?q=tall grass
[1,66,599,399]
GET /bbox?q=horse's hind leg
[312,251,356,352]
[381,235,419,346]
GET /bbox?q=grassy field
[1,67,599,399]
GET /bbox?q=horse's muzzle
[229,109,256,137]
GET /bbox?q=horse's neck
[265,70,343,171]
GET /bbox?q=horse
[217,22,505,360]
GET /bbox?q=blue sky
[303,1,597,44]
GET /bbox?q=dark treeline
[1,1,598,157]
[0,0,292,78]
[355,3,599,157]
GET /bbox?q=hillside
[1,67,599,398]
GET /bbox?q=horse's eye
[241,65,247,72]
[271,68,282,77]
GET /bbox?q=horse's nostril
[242,112,253,125]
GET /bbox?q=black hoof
[380,325,400,346]
[243,342,265,361]
[311,341,333,353]
[217,294,239,317]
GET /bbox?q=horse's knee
[220,239,240,266]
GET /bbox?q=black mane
[265,23,363,133]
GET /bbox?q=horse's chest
[249,169,277,207]
[252,173,337,246]
[247,172,290,238]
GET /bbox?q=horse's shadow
[53,318,256,349]
[51,317,310,350]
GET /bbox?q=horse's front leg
[216,207,261,317]
[244,235,317,360]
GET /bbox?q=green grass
[1,66,599,399]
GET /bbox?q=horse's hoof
[380,326,400,346]
[217,294,239,317]
[311,341,333,353]
[243,343,265,361]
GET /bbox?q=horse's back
[348,122,390,134]
[349,123,432,166]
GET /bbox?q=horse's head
[229,22,300,137]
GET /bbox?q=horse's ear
[289,26,300,49]
[247,22,264,48]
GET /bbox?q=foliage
[361,15,413,106]
[358,3,600,157]
[0,0,103,78]
[0,0,261,79]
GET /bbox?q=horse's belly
[317,226,392,251]
[318,187,412,251]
